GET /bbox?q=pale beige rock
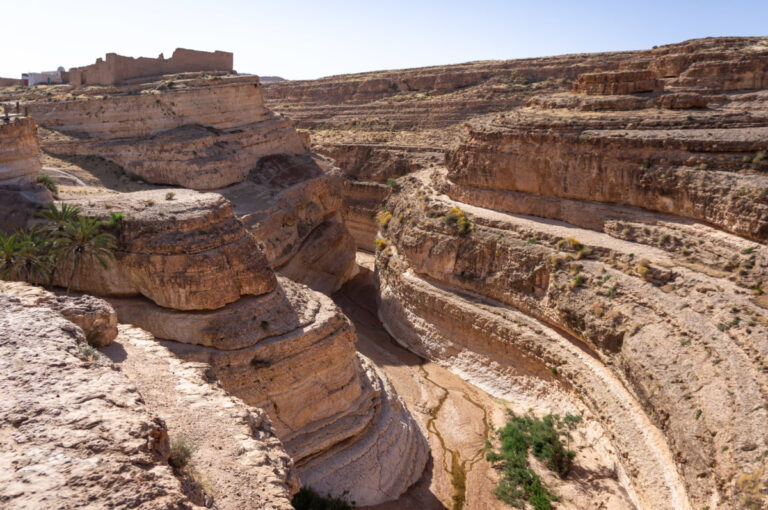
[0,281,118,346]
[0,293,195,509]
[27,76,307,189]
[60,189,276,310]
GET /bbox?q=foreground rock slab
[0,290,194,509]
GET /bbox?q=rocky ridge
[57,189,428,507]
[14,72,356,294]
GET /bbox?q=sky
[4,1,768,80]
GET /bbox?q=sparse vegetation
[36,173,58,197]
[291,487,355,510]
[443,207,473,235]
[386,178,400,192]
[375,238,387,250]
[169,437,194,468]
[571,276,585,288]
[376,210,393,228]
[165,191,176,200]
[486,411,581,510]
[0,203,116,291]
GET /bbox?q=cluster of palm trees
[0,203,119,293]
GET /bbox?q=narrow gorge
[1,35,767,510]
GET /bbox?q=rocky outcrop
[26,76,306,190]
[0,286,195,509]
[374,172,768,509]
[217,153,357,294]
[60,189,276,310]
[0,281,118,346]
[58,190,426,506]
[21,73,356,293]
[445,113,768,241]
[0,117,41,186]
[0,118,51,232]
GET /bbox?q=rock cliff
[56,190,427,506]
[0,118,51,232]
[0,283,195,509]
[19,73,356,293]
[263,36,768,509]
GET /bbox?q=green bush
[486,411,581,510]
[291,487,354,510]
[386,178,400,192]
[169,437,194,468]
[36,174,58,197]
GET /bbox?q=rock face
[262,36,768,509]
[60,189,276,310]
[375,173,768,509]
[0,118,51,232]
[445,116,768,241]
[21,72,357,293]
[0,281,118,346]
[0,118,41,186]
[0,286,194,509]
[57,191,427,506]
[27,75,306,190]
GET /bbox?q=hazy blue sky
[4,1,768,80]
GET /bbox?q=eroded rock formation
[54,190,427,506]
[0,118,51,232]
[0,283,194,508]
[263,36,768,509]
[19,72,356,293]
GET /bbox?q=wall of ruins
[68,48,233,86]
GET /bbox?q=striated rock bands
[118,276,429,506]
[27,76,307,189]
[60,189,276,310]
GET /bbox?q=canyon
[1,35,767,510]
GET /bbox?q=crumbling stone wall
[68,48,233,86]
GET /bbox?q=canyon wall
[55,190,427,506]
[260,36,768,509]
[0,117,52,232]
[22,73,356,293]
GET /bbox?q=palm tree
[15,226,54,285]
[39,202,81,232]
[55,216,117,294]
[0,232,24,280]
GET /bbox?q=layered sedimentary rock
[0,285,194,509]
[217,153,357,294]
[375,168,768,509]
[20,72,356,292]
[0,118,51,232]
[26,75,306,189]
[60,189,276,309]
[445,113,768,241]
[60,191,426,506]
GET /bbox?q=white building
[25,71,64,86]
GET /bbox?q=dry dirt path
[102,325,297,510]
[335,253,636,510]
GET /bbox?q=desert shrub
[375,238,387,251]
[486,411,581,510]
[36,173,58,197]
[291,487,354,510]
[107,212,124,228]
[443,207,473,235]
[575,247,592,260]
[386,178,400,192]
[571,276,585,288]
[565,237,582,251]
[165,191,176,200]
[169,437,194,468]
[376,210,393,228]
